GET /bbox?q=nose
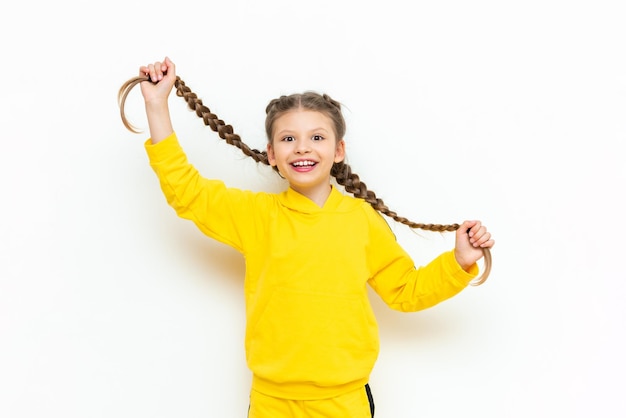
[295,138,311,154]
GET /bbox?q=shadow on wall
[171,226,247,290]
[367,286,471,344]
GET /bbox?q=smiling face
[267,109,345,206]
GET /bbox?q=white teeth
[292,160,315,167]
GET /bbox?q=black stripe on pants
[365,384,375,417]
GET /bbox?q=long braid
[118,75,490,285]
[331,161,460,232]
[118,76,270,165]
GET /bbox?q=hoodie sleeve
[364,207,478,312]
[144,132,263,253]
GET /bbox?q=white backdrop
[1,1,625,417]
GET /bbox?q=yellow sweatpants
[248,385,375,418]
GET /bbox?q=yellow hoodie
[146,133,478,400]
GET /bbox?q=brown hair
[118,75,490,285]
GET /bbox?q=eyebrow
[275,127,331,136]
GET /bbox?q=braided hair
[118,75,490,285]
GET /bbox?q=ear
[334,139,346,163]
[267,143,276,167]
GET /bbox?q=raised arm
[139,57,177,143]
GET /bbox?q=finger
[469,225,486,242]
[163,57,175,78]
[473,231,491,247]
[465,220,481,238]
[481,232,495,248]
[153,61,164,81]
[143,63,155,82]
[481,238,495,249]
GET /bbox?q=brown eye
[312,135,324,141]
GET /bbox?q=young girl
[128,57,494,418]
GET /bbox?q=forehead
[273,109,335,134]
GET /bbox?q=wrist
[145,98,169,112]
[454,249,473,272]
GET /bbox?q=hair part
[265,92,346,142]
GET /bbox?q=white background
[1,1,625,417]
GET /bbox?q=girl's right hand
[139,57,177,104]
[138,57,177,143]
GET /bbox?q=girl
[126,57,494,418]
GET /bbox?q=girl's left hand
[454,220,494,271]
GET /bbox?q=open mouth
[291,160,317,168]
